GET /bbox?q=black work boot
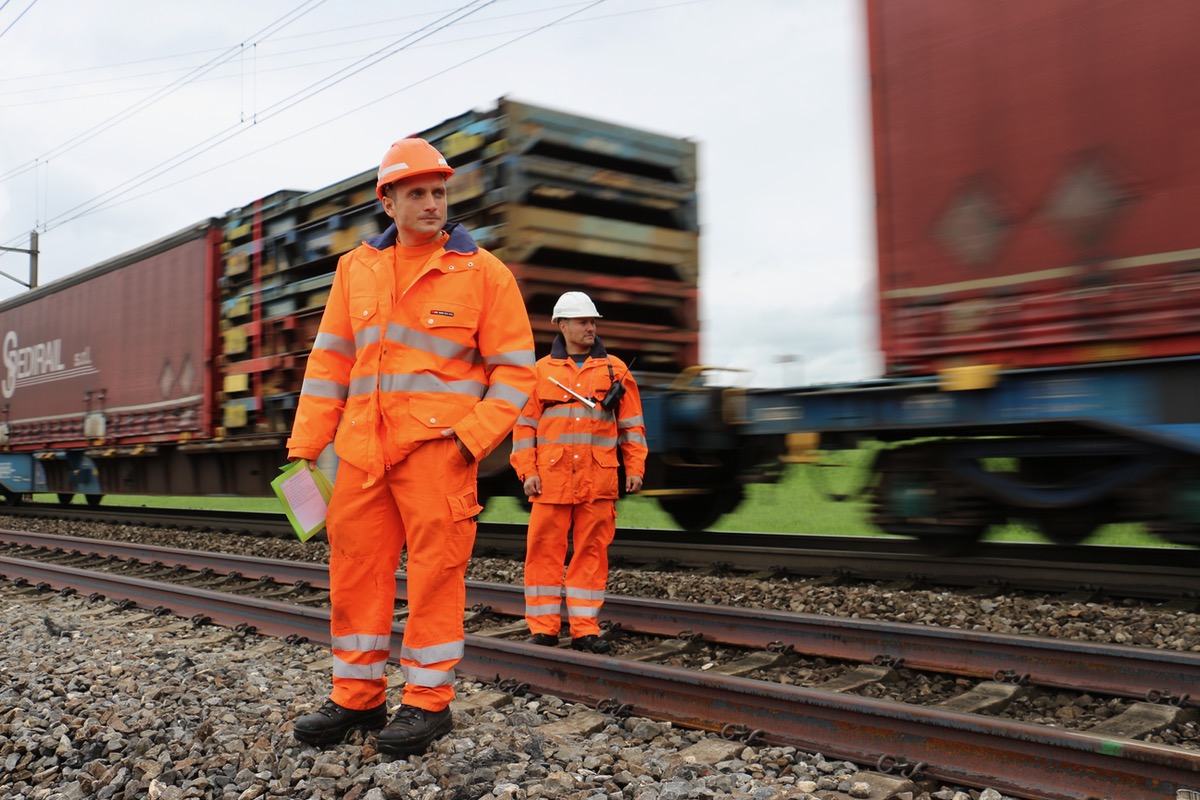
[292,699,387,745]
[377,704,454,755]
[526,633,559,646]
[570,635,611,654]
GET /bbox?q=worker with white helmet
[510,291,647,652]
[287,137,536,754]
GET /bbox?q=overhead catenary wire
[0,3,589,100]
[0,0,327,185]
[0,1,596,254]
[0,0,37,41]
[0,0,695,259]
[48,0,611,226]
[33,0,499,232]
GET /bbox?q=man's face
[381,173,448,246]
[559,317,597,354]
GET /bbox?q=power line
[0,0,37,42]
[0,0,327,185]
[37,0,498,230]
[0,2,581,104]
[0,6,477,85]
[0,0,690,254]
[64,0,612,223]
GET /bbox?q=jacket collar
[365,221,479,254]
[550,333,608,360]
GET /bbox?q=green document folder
[271,460,334,542]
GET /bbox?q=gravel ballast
[5,517,1195,798]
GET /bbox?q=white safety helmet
[551,291,602,323]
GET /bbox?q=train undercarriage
[864,435,1200,547]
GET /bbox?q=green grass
[38,450,1172,547]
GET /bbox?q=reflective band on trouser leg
[525,503,573,636]
[391,437,478,712]
[564,499,617,638]
[326,462,406,710]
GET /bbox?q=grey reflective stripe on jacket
[301,378,348,401]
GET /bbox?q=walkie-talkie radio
[599,357,636,412]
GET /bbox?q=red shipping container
[868,0,1200,375]
[0,223,219,450]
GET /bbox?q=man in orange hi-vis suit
[510,292,648,653]
[287,138,535,755]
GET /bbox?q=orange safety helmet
[375,138,455,200]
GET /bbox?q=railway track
[2,529,1198,799]
[5,503,1198,602]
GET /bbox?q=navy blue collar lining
[365,221,478,254]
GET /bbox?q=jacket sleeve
[509,363,544,481]
[454,260,537,460]
[616,370,648,478]
[285,254,356,460]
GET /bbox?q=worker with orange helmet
[510,292,647,653]
[287,137,536,755]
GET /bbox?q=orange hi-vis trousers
[524,499,616,639]
[325,438,480,712]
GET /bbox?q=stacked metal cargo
[217,183,382,437]
[216,98,700,437]
[420,98,700,371]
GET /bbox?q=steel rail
[2,554,1198,800]
[5,530,1200,707]
[5,504,1196,599]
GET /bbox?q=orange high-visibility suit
[509,336,647,638]
[287,221,535,713]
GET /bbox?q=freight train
[725,0,1200,546]
[4,0,1200,547]
[0,98,785,530]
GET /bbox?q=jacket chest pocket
[350,295,379,331]
[346,267,381,331]
[419,299,479,335]
[538,379,575,405]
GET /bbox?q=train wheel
[658,488,744,532]
[871,446,994,550]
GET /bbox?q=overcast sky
[0,0,878,386]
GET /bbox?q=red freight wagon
[0,222,226,498]
[868,0,1200,375]
[0,222,220,449]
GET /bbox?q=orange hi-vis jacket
[510,335,647,503]
[287,222,537,478]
